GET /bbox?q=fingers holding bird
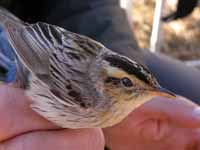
[1,81,200,150]
[103,96,200,150]
[134,96,200,128]
[0,84,58,141]
[0,84,104,150]
[0,129,104,150]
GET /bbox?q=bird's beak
[148,87,176,99]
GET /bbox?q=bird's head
[98,53,175,113]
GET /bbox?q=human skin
[1,84,200,150]
[0,84,104,150]
[103,97,200,150]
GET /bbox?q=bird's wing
[5,21,104,73]
[5,21,104,106]
[0,7,22,25]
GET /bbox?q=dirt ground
[132,0,200,61]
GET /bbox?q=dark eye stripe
[105,77,120,85]
[104,55,158,87]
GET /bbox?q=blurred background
[121,0,200,61]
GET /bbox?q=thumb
[135,96,200,128]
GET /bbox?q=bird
[0,8,176,129]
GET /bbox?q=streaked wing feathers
[5,21,104,106]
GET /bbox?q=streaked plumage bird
[0,8,175,128]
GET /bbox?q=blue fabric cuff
[0,26,17,83]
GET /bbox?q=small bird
[0,8,175,128]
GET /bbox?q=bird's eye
[121,77,133,87]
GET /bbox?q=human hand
[0,84,104,150]
[103,96,200,150]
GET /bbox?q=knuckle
[138,118,171,142]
